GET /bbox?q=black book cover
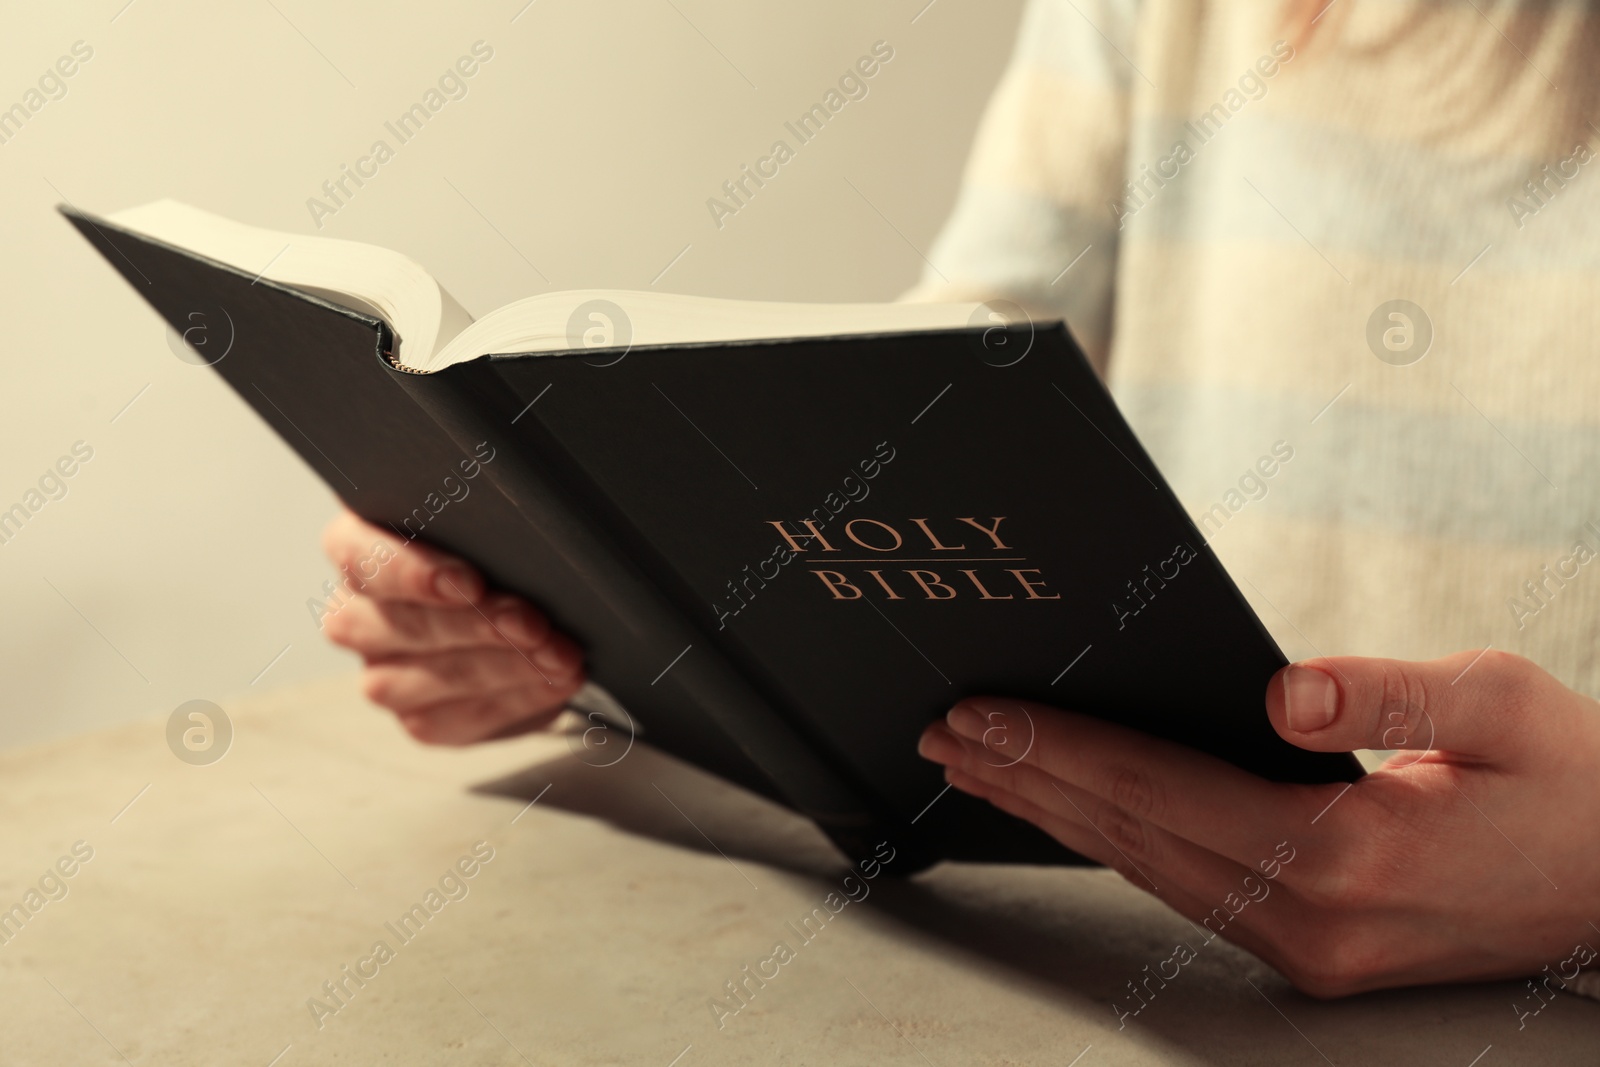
[65,207,1361,872]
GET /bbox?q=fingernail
[946,702,985,740]
[533,644,571,674]
[494,611,527,644]
[1285,666,1339,732]
[433,567,476,601]
[918,725,963,765]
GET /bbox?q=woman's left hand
[918,650,1600,997]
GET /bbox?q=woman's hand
[320,508,585,745]
[918,650,1600,997]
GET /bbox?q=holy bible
[66,201,1361,872]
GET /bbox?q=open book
[68,201,1361,872]
[106,200,988,373]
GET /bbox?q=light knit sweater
[907,0,1600,1000]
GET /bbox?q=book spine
[391,359,935,870]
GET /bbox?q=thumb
[1266,650,1550,763]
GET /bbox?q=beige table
[1,676,1594,1066]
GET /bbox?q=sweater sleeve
[901,0,1141,375]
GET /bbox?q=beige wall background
[0,1,1024,748]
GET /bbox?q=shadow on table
[472,735,845,876]
[472,739,1581,1065]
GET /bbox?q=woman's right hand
[319,508,586,745]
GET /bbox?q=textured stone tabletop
[0,675,1594,1065]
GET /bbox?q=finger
[940,699,1331,869]
[942,763,1135,872]
[324,593,554,658]
[926,724,1285,905]
[940,763,1294,967]
[1267,650,1561,763]
[361,644,584,714]
[322,508,485,606]
[397,688,572,747]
